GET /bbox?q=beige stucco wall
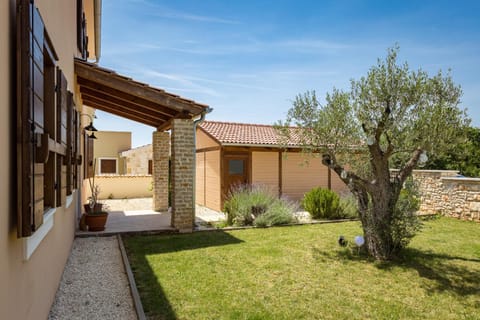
[196,128,220,149]
[37,0,82,88]
[0,1,93,319]
[252,151,280,196]
[122,144,153,175]
[281,152,330,202]
[85,176,153,200]
[93,131,132,174]
[84,0,98,60]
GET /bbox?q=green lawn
[123,217,480,320]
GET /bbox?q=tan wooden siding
[196,152,206,206]
[252,151,279,196]
[281,152,329,202]
[205,150,221,211]
[331,171,349,195]
[196,129,220,149]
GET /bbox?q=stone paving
[76,198,226,236]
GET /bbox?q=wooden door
[224,153,249,194]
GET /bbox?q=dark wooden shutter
[17,0,45,237]
[66,92,73,195]
[100,159,116,174]
[73,110,81,189]
[76,0,87,59]
[56,68,68,206]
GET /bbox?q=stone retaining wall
[409,170,480,221]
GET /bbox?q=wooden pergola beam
[75,59,207,115]
[79,87,172,123]
[77,78,178,118]
[82,99,161,127]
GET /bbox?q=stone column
[171,118,195,232]
[152,131,169,211]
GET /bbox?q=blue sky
[96,0,480,147]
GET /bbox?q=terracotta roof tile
[199,121,302,147]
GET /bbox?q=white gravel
[49,236,137,320]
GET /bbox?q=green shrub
[302,187,341,219]
[391,178,422,250]
[224,185,296,227]
[254,200,297,227]
[338,194,359,219]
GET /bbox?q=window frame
[98,157,118,175]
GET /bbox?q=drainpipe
[192,107,213,226]
[94,0,102,62]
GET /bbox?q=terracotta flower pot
[85,212,109,231]
[84,203,104,214]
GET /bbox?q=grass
[123,217,480,320]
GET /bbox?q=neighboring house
[120,144,154,175]
[196,121,349,212]
[1,1,208,318]
[93,131,132,175]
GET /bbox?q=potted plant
[84,159,109,231]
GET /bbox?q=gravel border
[48,236,137,320]
[117,235,146,320]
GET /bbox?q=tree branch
[397,148,423,184]
[322,153,372,192]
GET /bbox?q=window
[229,160,244,175]
[99,158,118,174]
[148,159,153,175]
[76,0,87,59]
[16,1,79,237]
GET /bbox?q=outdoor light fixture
[81,113,98,132]
[84,121,98,132]
[88,132,98,139]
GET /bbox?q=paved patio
[76,198,226,236]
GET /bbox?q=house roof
[199,121,303,147]
[75,59,209,130]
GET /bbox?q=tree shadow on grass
[378,248,480,297]
[312,246,480,297]
[122,231,244,320]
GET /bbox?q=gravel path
[49,236,137,320]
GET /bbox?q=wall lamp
[81,113,98,139]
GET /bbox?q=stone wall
[152,131,170,212]
[121,144,153,175]
[409,170,480,221]
[171,119,195,232]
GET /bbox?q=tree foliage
[424,126,480,177]
[277,46,470,260]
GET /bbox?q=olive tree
[277,47,470,260]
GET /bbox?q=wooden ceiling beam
[77,78,178,118]
[79,87,172,122]
[83,100,160,128]
[81,95,162,127]
[75,60,207,115]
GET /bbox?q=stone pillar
[153,131,169,211]
[171,118,195,232]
